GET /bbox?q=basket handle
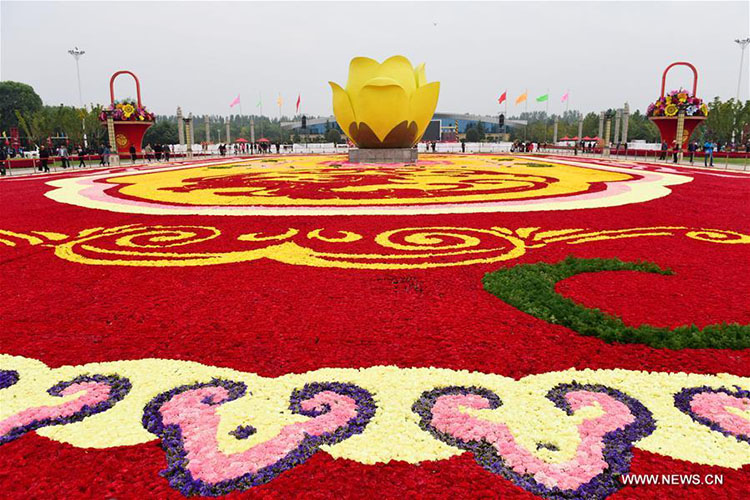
[661,62,698,98]
[109,71,143,107]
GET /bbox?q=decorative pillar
[675,111,686,163]
[188,113,195,146]
[598,112,604,140]
[603,116,612,157]
[226,119,231,144]
[577,118,583,141]
[204,115,210,143]
[250,117,255,144]
[553,117,558,143]
[105,109,120,166]
[176,106,185,145]
[614,109,622,147]
[621,102,630,145]
[184,117,193,158]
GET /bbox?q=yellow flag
[277,94,283,107]
[515,91,528,105]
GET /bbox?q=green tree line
[2,80,748,148]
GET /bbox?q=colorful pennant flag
[536,94,549,102]
[498,91,507,105]
[277,94,283,108]
[229,95,241,108]
[515,91,528,105]
[296,93,301,113]
[256,95,262,107]
[561,91,569,102]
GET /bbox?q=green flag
[536,94,549,102]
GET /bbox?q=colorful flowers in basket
[647,89,708,118]
[99,101,155,122]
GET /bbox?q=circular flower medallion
[45,155,690,216]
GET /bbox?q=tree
[0,81,43,134]
[475,121,486,140]
[465,127,480,142]
[325,128,341,143]
[143,119,178,145]
[581,112,599,137]
[704,97,745,143]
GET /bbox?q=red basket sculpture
[100,71,154,154]
[647,62,707,151]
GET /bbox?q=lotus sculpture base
[348,147,418,164]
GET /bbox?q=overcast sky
[2,1,749,118]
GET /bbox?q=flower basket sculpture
[100,71,154,154]
[329,56,440,149]
[647,62,707,151]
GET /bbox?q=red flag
[498,91,507,105]
[296,93,301,113]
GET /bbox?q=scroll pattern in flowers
[412,383,655,499]
[1,225,749,270]
[2,355,749,498]
[143,380,376,496]
[674,386,750,445]
[0,373,131,446]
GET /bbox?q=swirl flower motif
[665,104,679,117]
[329,56,440,149]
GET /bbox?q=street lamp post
[734,38,750,144]
[735,38,750,101]
[67,46,87,148]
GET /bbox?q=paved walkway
[3,152,748,179]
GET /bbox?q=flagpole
[504,93,508,140]
[524,89,528,142]
[278,93,283,144]
[545,88,549,144]
[565,89,570,114]
[259,92,264,139]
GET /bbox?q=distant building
[281,112,526,141]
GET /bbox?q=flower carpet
[1,153,749,499]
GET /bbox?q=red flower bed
[0,154,749,499]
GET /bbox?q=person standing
[129,144,136,164]
[163,144,171,161]
[0,145,7,176]
[39,145,50,172]
[59,144,70,169]
[703,140,714,167]
[143,144,153,162]
[688,142,696,164]
[659,141,668,161]
[100,145,111,167]
[77,145,86,167]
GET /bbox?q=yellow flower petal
[377,55,417,95]
[352,83,410,142]
[345,57,381,95]
[329,82,357,143]
[410,82,440,141]
[415,63,427,88]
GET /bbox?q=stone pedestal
[348,148,418,164]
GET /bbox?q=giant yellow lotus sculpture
[330,56,440,149]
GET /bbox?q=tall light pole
[68,46,87,147]
[735,38,750,102]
